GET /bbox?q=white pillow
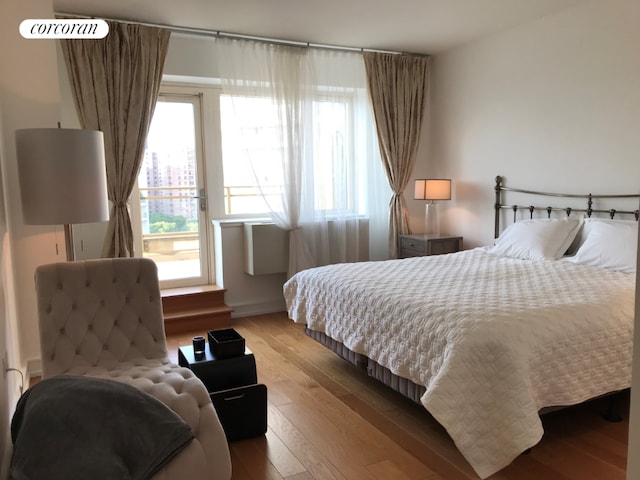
[565,218,638,273]
[488,217,583,261]
[568,217,636,253]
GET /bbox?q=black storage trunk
[210,384,268,441]
[177,345,257,392]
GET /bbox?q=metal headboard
[494,175,640,238]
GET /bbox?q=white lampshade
[425,179,451,201]
[414,179,427,200]
[15,128,109,225]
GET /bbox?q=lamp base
[424,202,440,236]
[63,223,76,261]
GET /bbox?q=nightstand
[398,234,462,258]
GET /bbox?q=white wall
[425,0,640,247]
[0,102,12,480]
[0,0,64,471]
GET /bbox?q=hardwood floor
[166,312,630,480]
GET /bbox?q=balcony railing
[221,185,279,215]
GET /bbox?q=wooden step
[161,285,233,335]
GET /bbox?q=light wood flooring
[167,311,630,480]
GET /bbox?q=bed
[283,176,639,479]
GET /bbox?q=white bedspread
[283,248,634,479]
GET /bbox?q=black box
[178,344,257,392]
[210,384,267,441]
[208,328,245,358]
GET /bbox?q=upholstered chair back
[35,258,169,378]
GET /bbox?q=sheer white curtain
[304,49,390,265]
[216,38,389,276]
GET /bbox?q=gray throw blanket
[10,375,194,480]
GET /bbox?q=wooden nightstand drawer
[400,236,426,253]
[429,237,461,255]
[398,235,462,258]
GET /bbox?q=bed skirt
[304,326,426,404]
[303,328,624,419]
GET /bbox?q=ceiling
[52,0,586,54]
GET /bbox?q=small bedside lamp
[414,179,451,236]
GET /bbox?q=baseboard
[230,299,286,319]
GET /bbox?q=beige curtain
[61,21,170,257]
[363,52,429,258]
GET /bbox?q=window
[219,91,361,216]
[312,97,351,212]
[219,95,275,216]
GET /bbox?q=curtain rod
[55,11,421,56]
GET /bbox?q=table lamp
[414,178,451,236]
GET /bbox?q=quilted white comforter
[283,248,635,479]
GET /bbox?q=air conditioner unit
[244,222,288,275]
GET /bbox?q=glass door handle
[191,188,206,211]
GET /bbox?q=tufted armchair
[34,257,232,480]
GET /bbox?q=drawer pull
[224,393,246,401]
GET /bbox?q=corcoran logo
[19,19,109,39]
